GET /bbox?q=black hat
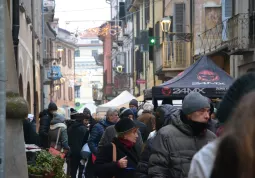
[217,73,255,123]
[83,108,91,115]
[72,113,86,121]
[48,102,58,111]
[119,108,134,119]
[129,99,138,108]
[115,118,138,134]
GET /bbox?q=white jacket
[188,140,219,178]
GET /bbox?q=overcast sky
[55,0,111,33]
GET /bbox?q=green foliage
[28,150,71,178]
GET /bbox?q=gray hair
[106,108,118,117]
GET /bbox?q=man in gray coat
[99,108,143,155]
[149,92,216,178]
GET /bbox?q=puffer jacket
[88,119,115,155]
[136,104,178,178]
[148,109,216,178]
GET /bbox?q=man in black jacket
[149,92,216,178]
[38,102,58,148]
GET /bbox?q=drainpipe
[12,0,20,71]
[190,0,194,63]
[31,0,37,118]
[0,0,7,176]
[41,0,45,109]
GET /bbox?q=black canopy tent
[152,56,234,100]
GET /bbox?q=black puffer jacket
[136,104,177,178]
[148,109,216,178]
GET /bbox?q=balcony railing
[155,41,190,72]
[198,13,255,55]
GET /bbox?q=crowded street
[1,0,255,177]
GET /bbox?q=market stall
[152,56,234,100]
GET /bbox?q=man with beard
[149,92,216,178]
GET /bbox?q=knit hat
[115,118,138,135]
[52,113,65,123]
[119,108,134,119]
[48,102,58,111]
[217,73,255,123]
[182,92,210,115]
[129,99,138,108]
[83,108,91,115]
[143,102,154,112]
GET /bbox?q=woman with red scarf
[95,118,139,178]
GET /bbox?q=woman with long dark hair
[210,91,255,178]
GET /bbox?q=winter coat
[95,137,139,178]
[23,119,39,145]
[138,111,156,134]
[207,119,219,134]
[68,121,89,157]
[135,136,154,178]
[39,109,53,148]
[148,109,216,178]
[49,122,69,150]
[99,125,143,155]
[87,119,115,155]
[188,140,219,178]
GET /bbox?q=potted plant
[28,150,70,178]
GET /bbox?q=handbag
[49,128,65,159]
[81,143,91,160]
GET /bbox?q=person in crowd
[48,112,69,151]
[149,92,216,178]
[68,113,90,178]
[137,109,144,117]
[136,104,176,178]
[95,118,139,178]
[188,72,255,178]
[39,102,58,148]
[129,99,138,110]
[66,108,78,129]
[83,107,97,132]
[86,108,119,178]
[99,108,143,155]
[23,114,39,145]
[137,102,156,140]
[207,102,218,134]
[210,91,255,178]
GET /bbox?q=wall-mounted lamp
[54,86,60,90]
[161,17,171,33]
[60,77,66,84]
[57,46,64,52]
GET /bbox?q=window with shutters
[50,40,53,57]
[62,48,66,66]
[58,85,61,99]
[63,82,66,100]
[136,11,140,37]
[68,87,73,101]
[75,86,80,98]
[75,50,80,57]
[68,50,72,68]
[174,3,185,63]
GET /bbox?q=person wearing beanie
[149,92,216,178]
[129,99,138,109]
[99,108,143,155]
[95,118,139,178]
[188,72,255,178]
[83,107,97,133]
[38,102,58,148]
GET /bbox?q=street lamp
[161,17,171,33]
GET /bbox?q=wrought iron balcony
[198,13,255,55]
[155,41,191,73]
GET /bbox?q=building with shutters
[195,0,255,77]
[74,30,103,105]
